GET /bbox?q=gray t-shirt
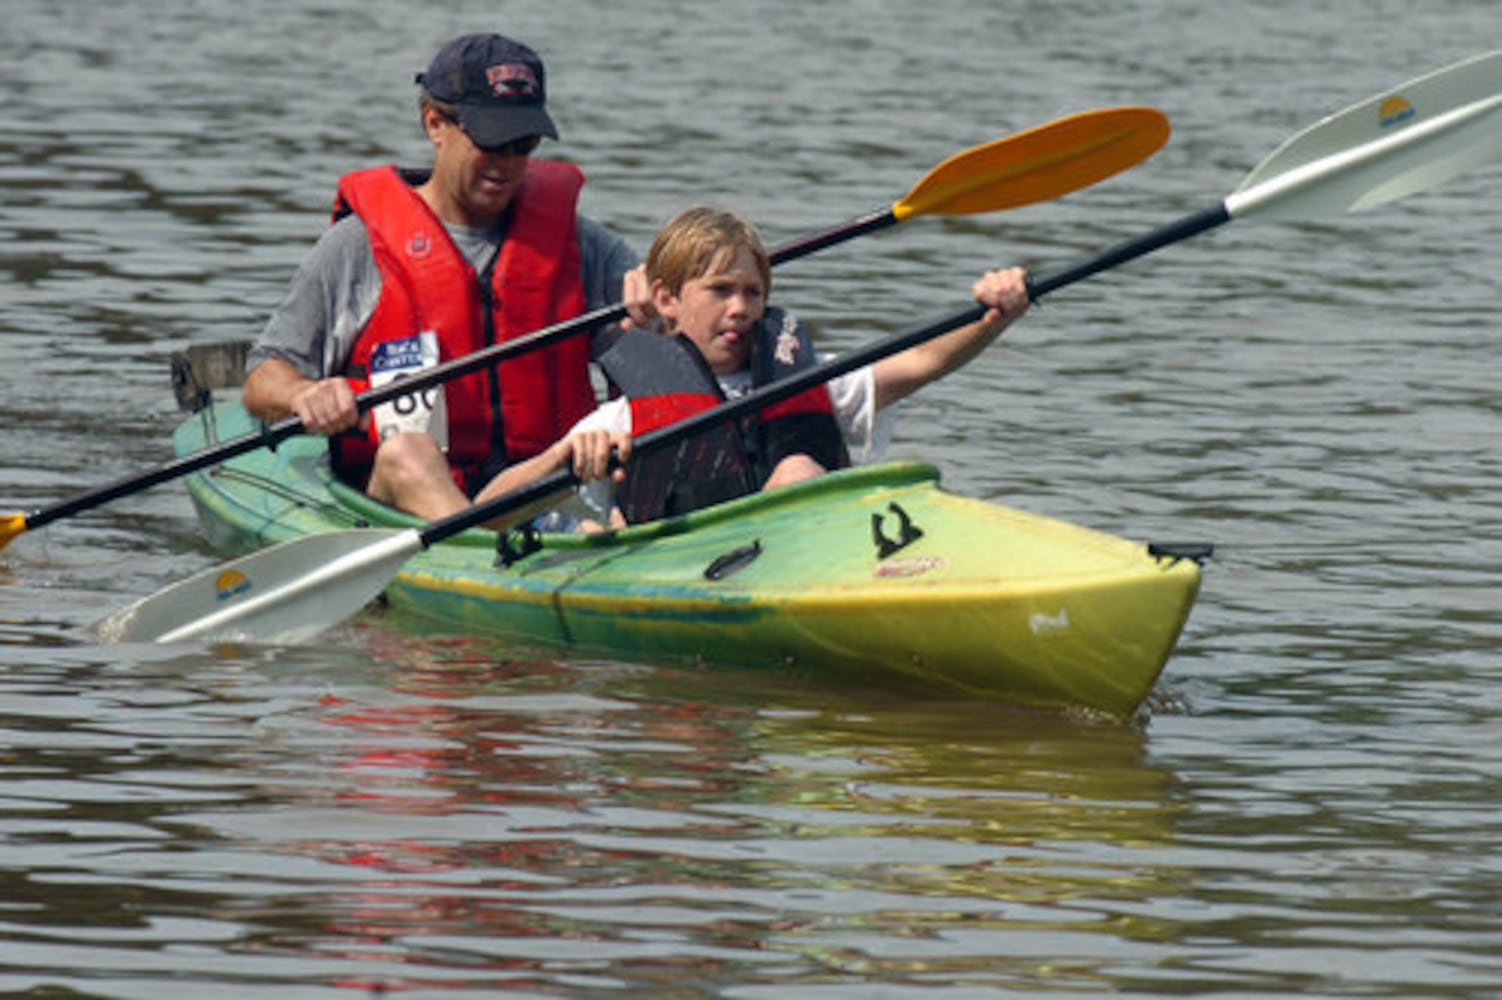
[248,211,638,379]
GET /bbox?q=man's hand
[290,377,360,435]
[620,265,657,330]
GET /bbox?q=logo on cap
[486,63,540,99]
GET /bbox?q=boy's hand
[974,267,1031,328]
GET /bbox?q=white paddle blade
[1228,50,1502,220]
[95,529,421,645]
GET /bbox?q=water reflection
[67,625,1175,990]
[6,584,1497,991]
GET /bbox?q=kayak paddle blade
[95,528,422,645]
[0,512,25,553]
[1228,50,1502,220]
[892,106,1171,220]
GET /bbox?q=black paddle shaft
[429,203,1250,548]
[1027,204,1231,301]
[418,300,990,549]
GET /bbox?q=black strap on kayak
[495,524,543,568]
[1148,542,1215,567]
[872,502,924,559]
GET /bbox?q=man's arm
[242,216,376,434]
[242,358,359,435]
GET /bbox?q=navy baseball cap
[416,34,559,148]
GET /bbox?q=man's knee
[368,432,453,506]
[373,432,442,475]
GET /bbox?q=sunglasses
[464,128,542,158]
[433,109,544,157]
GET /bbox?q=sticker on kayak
[1378,94,1415,129]
[1028,609,1071,635]
[215,569,252,602]
[874,555,944,578]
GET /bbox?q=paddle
[0,106,1169,555]
[1029,49,1501,299]
[95,50,1499,646]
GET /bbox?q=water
[2,0,1500,995]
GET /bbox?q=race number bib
[368,332,448,451]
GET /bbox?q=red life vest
[596,307,849,522]
[329,162,595,489]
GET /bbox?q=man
[243,33,644,524]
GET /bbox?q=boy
[485,205,1030,528]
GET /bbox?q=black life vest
[597,306,849,522]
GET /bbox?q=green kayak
[165,392,1204,718]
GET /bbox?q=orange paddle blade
[893,106,1171,220]
[0,512,26,553]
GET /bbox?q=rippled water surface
[3,1,1501,996]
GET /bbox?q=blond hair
[646,206,772,297]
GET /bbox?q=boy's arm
[870,267,1030,411]
[474,426,634,506]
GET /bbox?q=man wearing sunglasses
[243,33,645,524]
